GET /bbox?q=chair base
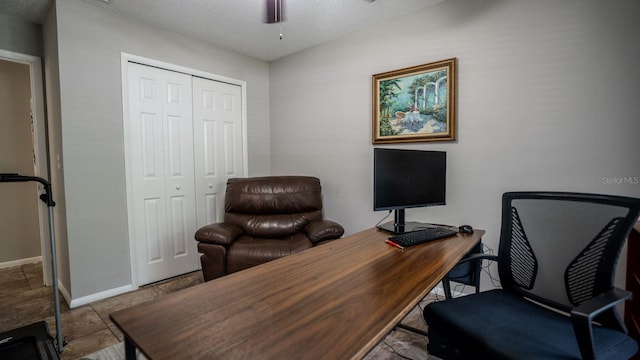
[427,331,465,360]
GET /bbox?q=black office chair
[424,192,640,360]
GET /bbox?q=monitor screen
[374,148,446,211]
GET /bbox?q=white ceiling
[0,0,446,62]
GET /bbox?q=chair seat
[424,289,638,360]
[227,234,313,273]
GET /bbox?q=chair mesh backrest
[498,192,640,311]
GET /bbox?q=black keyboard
[388,227,458,248]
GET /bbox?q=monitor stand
[377,220,434,234]
[376,209,439,234]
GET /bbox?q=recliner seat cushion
[225,212,322,238]
[424,289,638,360]
[227,234,313,274]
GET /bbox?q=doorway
[0,51,50,285]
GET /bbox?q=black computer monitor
[373,148,446,234]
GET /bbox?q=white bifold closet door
[192,77,244,228]
[126,63,244,286]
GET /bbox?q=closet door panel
[193,78,244,228]
[222,93,243,177]
[126,63,198,285]
[143,198,163,263]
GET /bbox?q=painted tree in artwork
[379,79,401,120]
[378,79,402,136]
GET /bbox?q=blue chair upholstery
[424,192,640,360]
[427,289,637,359]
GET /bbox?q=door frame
[120,53,248,288]
[0,50,51,285]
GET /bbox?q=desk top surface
[110,227,483,360]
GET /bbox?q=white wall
[270,0,640,255]
[0,13,43,57]
[43,2,71,291]
[54,0,270,300]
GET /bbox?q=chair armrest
[194,223,243,246]
[570,287,632,360]
[456,253,499,265]
[442,253,498,298]
[305,220,345,244]
[572,287,631,319]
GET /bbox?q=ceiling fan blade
[264,0,285,24]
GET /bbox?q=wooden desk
[110,227,483,359]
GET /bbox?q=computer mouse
[459,225,474,234]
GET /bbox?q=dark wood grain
[110,227,483,359]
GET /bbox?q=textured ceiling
[0,0,446,61]
[0,0,52,24]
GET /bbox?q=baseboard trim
[69,284,136,309]
[57,280,71,307]
[0,256,42,269]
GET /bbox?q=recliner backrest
[223,176,324,238]
[498,192,640,312]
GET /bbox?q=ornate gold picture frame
[372,58,457,144]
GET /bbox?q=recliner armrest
[195,223,243,246]
[570,287,632,360]
[305,220,344,244]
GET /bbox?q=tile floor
[0,262,203,359]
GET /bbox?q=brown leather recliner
[194,176,345,281]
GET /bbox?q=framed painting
[372,58,457,144]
